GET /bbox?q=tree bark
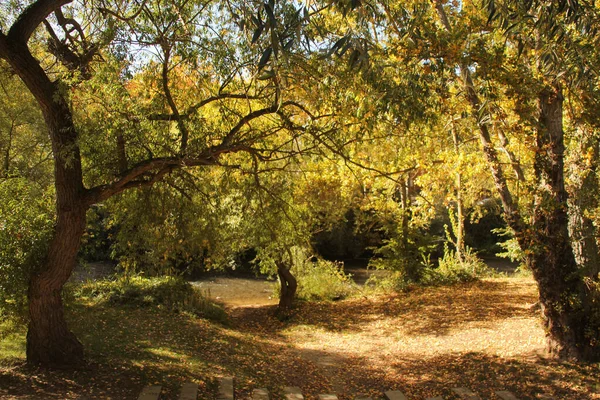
[567,129,600,279]
[25,83,87,366]
[27,203,86,365]
[277,261,297,311]
[451,125,464,260]
[1,30,87,366]
[528,86,599,361]
[431,1,599,361]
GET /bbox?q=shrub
[422,245,496,285]
[0,178,54,320]
[493,227,526,266]
[364,270,410,293]
[72,276,228,323]
[293,258,357,301]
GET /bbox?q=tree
[316,0,600,360]
[392,0,600,360]
[0,0,325,366]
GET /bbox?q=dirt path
[228,276,599,399]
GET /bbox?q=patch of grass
[0,318,26,363]
[69,275,228,323]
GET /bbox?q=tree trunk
[26,105,88,365]
[0,38,89,366]
[567,129,600,279]
[277,261,297,311]
[451,126,464,260]
[433,0,599,361]
[528,86,600,361]
[27,205,86,365]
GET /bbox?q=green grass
[69,275,228,323]
[0,319,25,362]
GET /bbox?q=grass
[1,276,599,399]
[0,320,25,362]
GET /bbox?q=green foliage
[0,178,54,319]
[0,317,26,362]
[493,227,526,266]
[368,244,494,291]
[364,270,410,293]
[72,276,227,323]
[370,218,441,283]
[423,246,496,286]
[268,246,357,301]
[293,258,357,301]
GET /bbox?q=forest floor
[1,275,599,399]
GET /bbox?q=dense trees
[1,0,599,366]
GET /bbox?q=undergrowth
[294,258,357,301]
[69,276,228,323]
[367,246,496,292]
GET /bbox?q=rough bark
[567,130,600,279]
[528,86,600,361]
[277,261,297,311]
[116,133,128,173]
[27,202,86,365]
[1,14,87,366]
[451,126,464,260]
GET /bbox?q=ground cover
[0,276,598,399]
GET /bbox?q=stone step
[495,391,519,400]
[451,388,481,400]
[252,388,270,400]
[217,377,234,400]
[318,394,338,400]
[179,382,198,400]
[284,386,304,400]
[384,390,408,400]
[138,385,162,400]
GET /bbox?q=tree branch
[147,93,265,121]
[8,0,73,44]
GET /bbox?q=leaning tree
[0,0,333,366]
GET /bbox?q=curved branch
[8,0,73,44]
[85,155,218,205]
[147,93,265,121]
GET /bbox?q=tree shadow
[232,279,538,337]
[2,279,597,400]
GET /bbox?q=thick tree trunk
[528,86,600,361]
[433,0,599,361]
[26,106,88,365]
[27,206,86,365]
[567,130,600,279]
[277,261,297,311]
[0,38,88,366]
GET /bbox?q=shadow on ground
[1,278,597,399]
[233,279,538,337]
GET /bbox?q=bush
[72,276,228,323]
[293,258,357,301]
[422,246,496,285]
[366,246,495,292]
[364,270,410,293]
[0,178,54,319]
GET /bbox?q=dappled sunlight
[1,276,598,399]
